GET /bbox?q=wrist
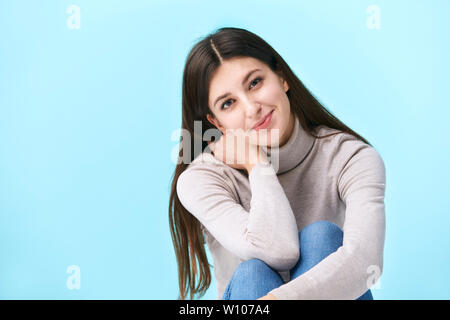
[245,163,257,174]
[245,149,270,174]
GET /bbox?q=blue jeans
[222,220,373,300]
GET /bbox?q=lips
[252,110,274,130]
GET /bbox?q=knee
[299,220,343,244]
[226,258,284,300]
[291,221,344,277]
[232,258,272,280]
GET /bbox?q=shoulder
[313,125,384,167]
[313,124,385,188]
[178,152,229,182]
[313,124,362,153]
[176,152,237,202]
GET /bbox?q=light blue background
[1,0,449,299]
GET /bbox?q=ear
[276,71,289,92]
[206,113,224,133]
[283,79,289,92]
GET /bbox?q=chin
[250,126,282,148]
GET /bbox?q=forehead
[208,57,269,93]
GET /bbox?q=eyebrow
[213,68,262,108]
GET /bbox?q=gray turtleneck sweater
[176,115,386,300]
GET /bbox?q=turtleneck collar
[262,113,316,175]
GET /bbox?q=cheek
[260,84,290,134]
[256,83,286,105]
[225,114,246,130]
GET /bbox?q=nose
[242,97,262,130]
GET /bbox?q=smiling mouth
[252,110,274,130]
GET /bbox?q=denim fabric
[222,220,373,300]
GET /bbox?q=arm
[176,159,299,271]
[267,145,386,299]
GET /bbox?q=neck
[263,113,315,174]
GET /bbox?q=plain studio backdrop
[0,0,449,299]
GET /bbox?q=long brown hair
[168,27,372,300]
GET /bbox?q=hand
[257,293,278,300]
[208,129,268,172]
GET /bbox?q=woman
[169,27,386,300]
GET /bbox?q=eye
[221,99,234,110]
[249,77,263,89]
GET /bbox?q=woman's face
[206,56,294,148]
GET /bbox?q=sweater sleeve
[176,159,299,271]
[268,144,386,299]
